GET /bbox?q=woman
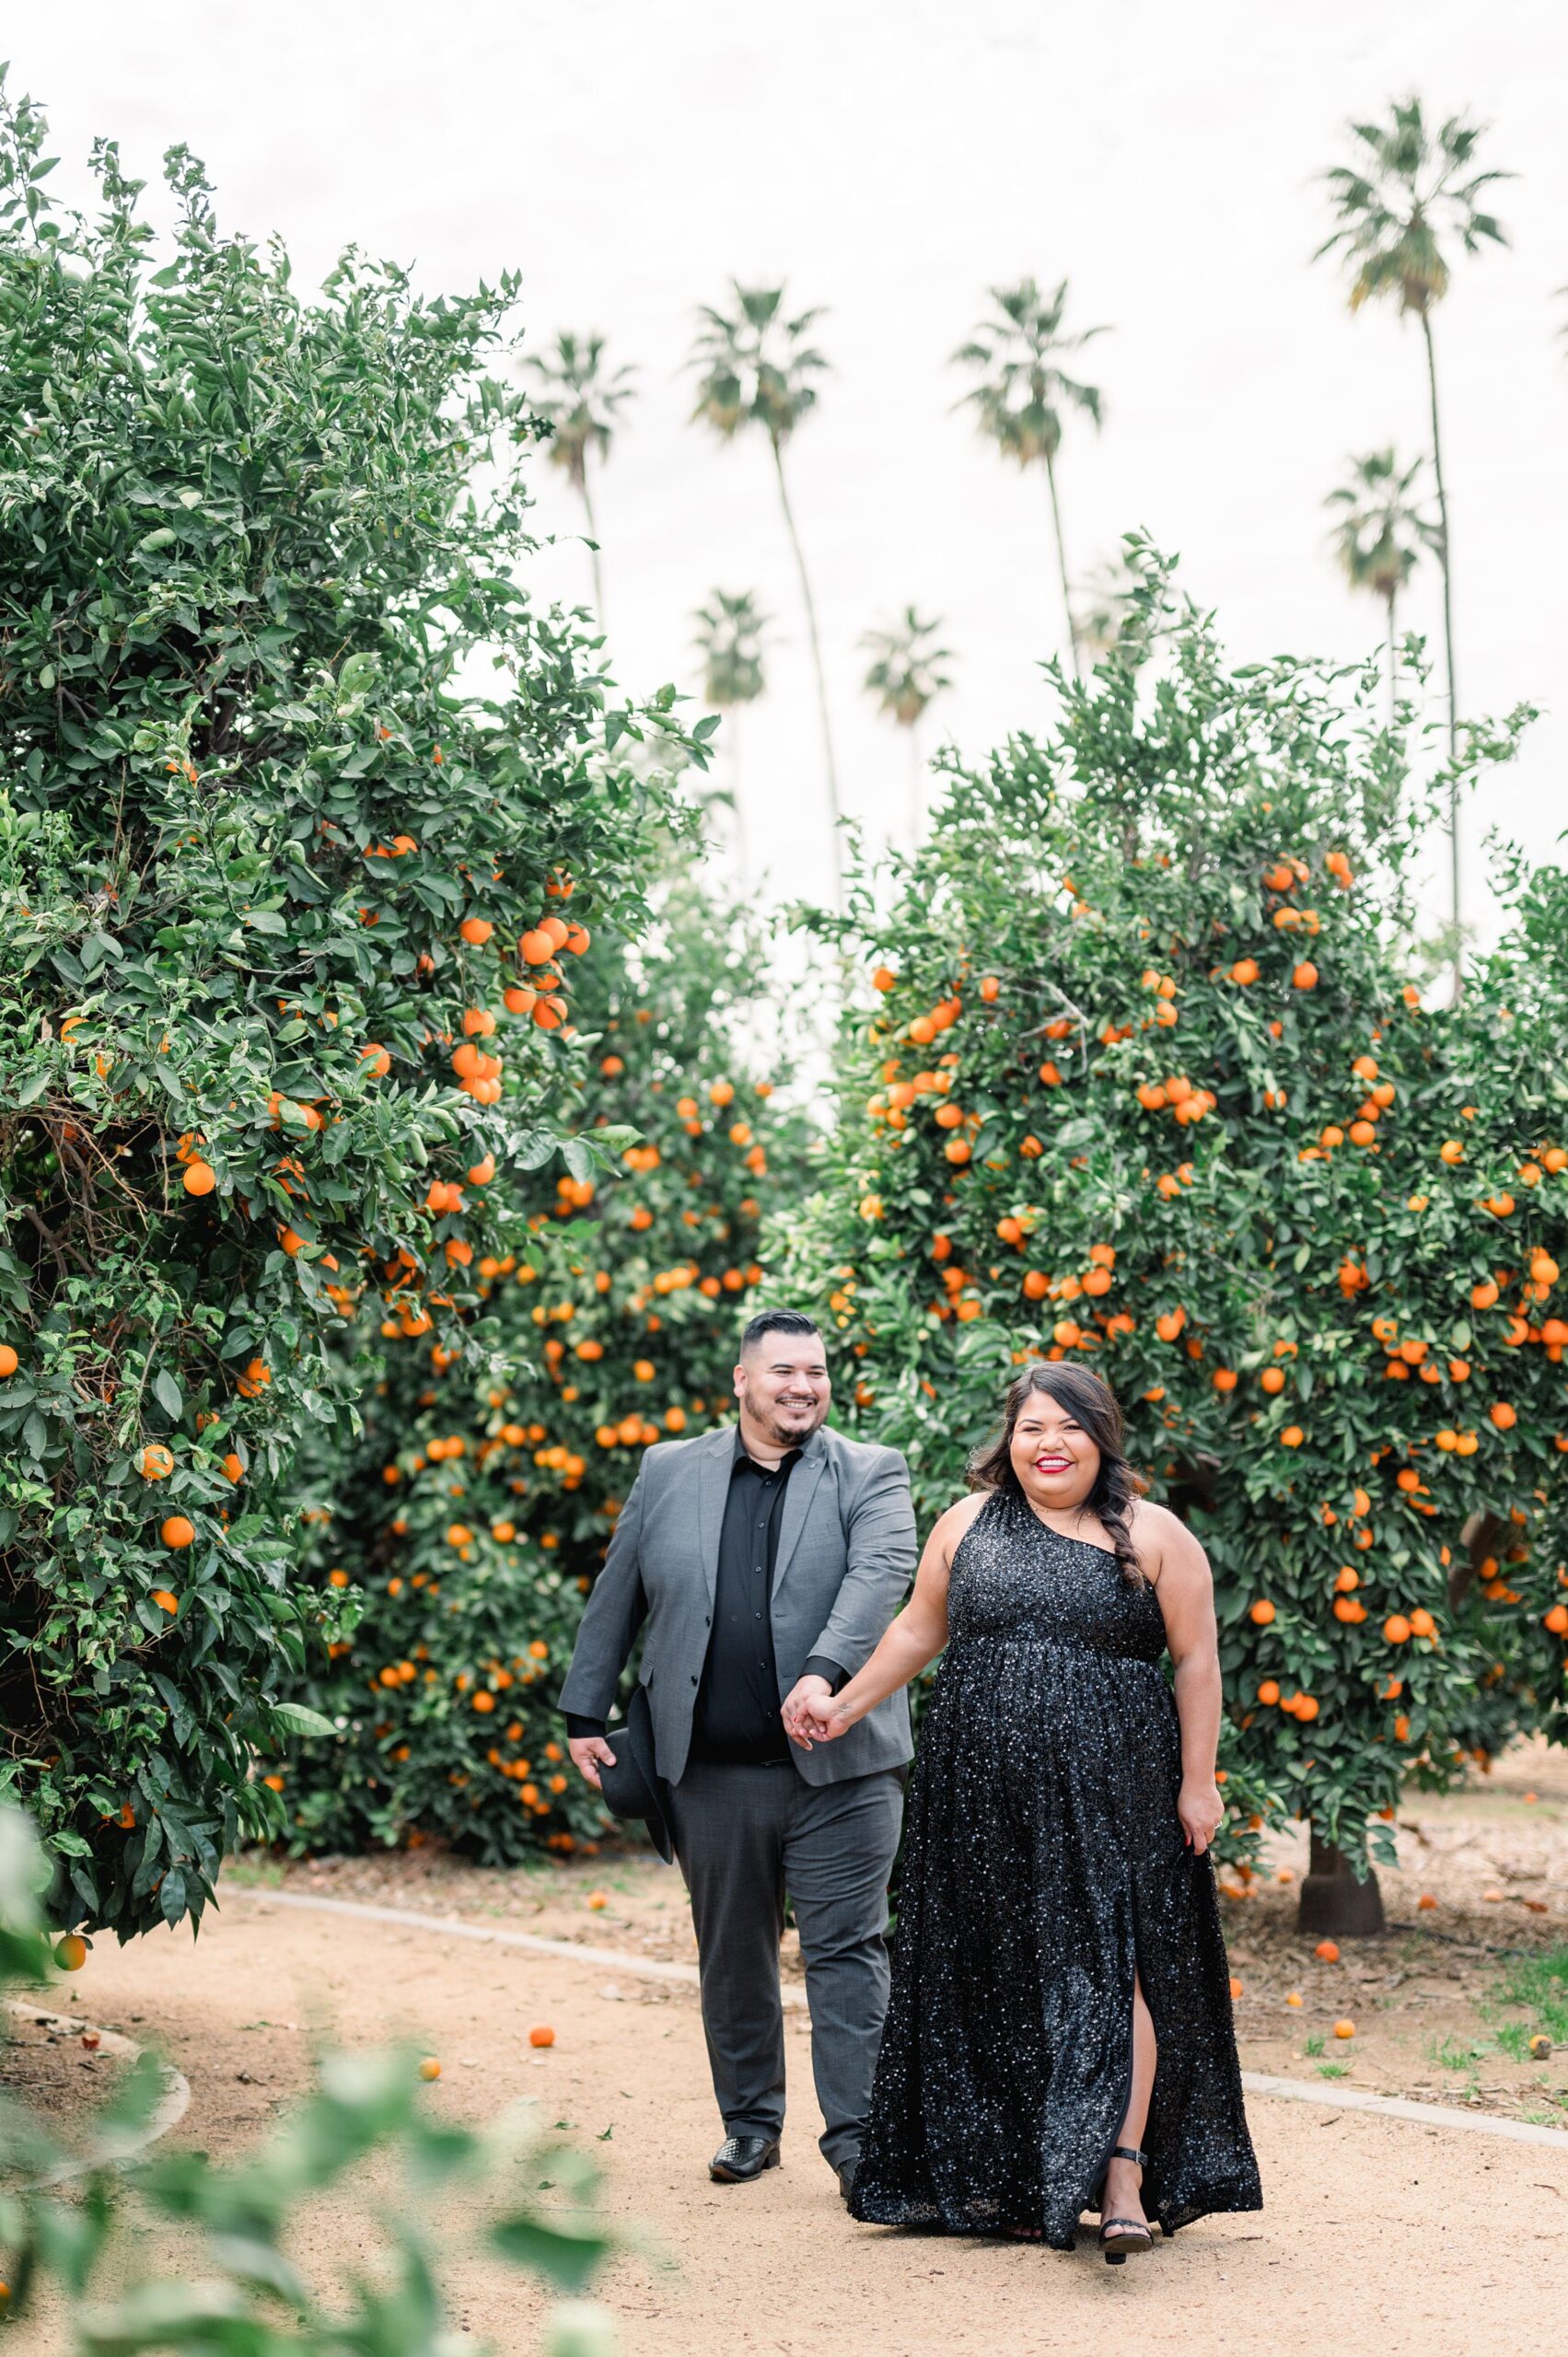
[785,1362,1260,2261]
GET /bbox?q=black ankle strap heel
[1098,2145,1154,2265]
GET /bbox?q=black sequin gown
[850,1487,1261,2247]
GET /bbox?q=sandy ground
[5,1747,1565,2357]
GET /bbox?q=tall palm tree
[861,607,955,845]
[1072,552,1140,668]
[688,283,842,903]
[1325,448,1434,726]
[1318,99,1510,987]
[693,588,769,877]
[522,330,636,626]
[953,278,1107,679]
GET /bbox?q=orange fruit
[419,2057,441,2081]
[53,1934,87,1971]
[0,1344,17,1379]
[1383,1614,1411,1644]
[1257,1679,1281,1705]
[1292,960,1318,991]
[1333,2018,1355,2040]
[1249,1599,1276,1626]
[150,1589,179,1614]
[528,2025,555,2049]
[1489,1400,1516,1430]
[136,1444,175,1480]
[1229,1976,1244,1999]
[159,1516,195,1550]
[459,916,494,946]
[1315,1940,1340,1962]
[182,1159,216,1196]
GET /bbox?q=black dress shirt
[564,1431,846,1764]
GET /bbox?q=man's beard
[761,1400,821,1445]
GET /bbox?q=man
[561,1308,916,2199]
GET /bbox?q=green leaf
[265,1702,335,1738]
[153,1369,183,1420]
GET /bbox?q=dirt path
[10,1875,1562,2357]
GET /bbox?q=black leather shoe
[710,2134,781,2183]
[838,2162,857,2204]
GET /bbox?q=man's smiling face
[734,1328,831,1450]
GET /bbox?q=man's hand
[781,1674,833,1750]
[568,1734,617,1791]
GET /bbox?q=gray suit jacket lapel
[772,1432,827,1597]
[696,1426,732,1611]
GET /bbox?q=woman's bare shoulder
[1128,1497,1207,1577]
[932,1488,992,1553]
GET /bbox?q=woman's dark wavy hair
[968,1362,1149,1585]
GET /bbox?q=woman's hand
[1178,1776,1225,1856]
[784,1686,853,1749]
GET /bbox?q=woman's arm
[784,1494,980,1747]
[1142,1504,1225,1855]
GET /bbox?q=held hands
[568,1734,617,1791]
[1178,1776,1225,1856]
[780,1674,852,1751]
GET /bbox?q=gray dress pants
[668,1758,905,2174]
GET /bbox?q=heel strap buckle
[1109,2143,1148,2169]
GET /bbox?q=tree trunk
[1420,304,1461,1005]
[907,723,923,851]
[1296,1833,1385,1937]
[728,702,748,881]
[578,470,607,634]
[769,433,843,910]
[1043,447,1081,681]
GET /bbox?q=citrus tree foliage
[783,548,1566,1876]
[280,870,811,1863]
[0,88,700,1941]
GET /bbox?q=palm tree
[693,588,769,876]
[1072,552,1140,668]
[688,283,842,902]
[1325,448,1434,726]
[952,278,1107,679]
[522,331,636,626]
[861,607,955,845]
[1318,99,1510,986]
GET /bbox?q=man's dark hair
[740,1308,823,1355]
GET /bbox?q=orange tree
[278,870,811,1863]
[783,545,1566,1931]
[0,88,703,1939]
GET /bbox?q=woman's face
[1009,1387,1102,1512]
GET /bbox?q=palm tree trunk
[907,724,923,851]
[1043,447,1081,681]
[769,432,842,908]
[577,469,607,633]
[1420,305,1461,1002]
[728,702,749,881]
[1385,583,1397,732]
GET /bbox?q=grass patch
[1304,2034,1325,2057]
[1493,1945,1568,2042]
[1315,2062,1351,2079]
[1427,2034,1488,2073]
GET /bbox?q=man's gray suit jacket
[558,1421,917,1788]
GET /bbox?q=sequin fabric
[849,1485,1263,2247]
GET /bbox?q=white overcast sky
[19,3,1567,946]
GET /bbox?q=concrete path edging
[4,1996,192,2185]
[228,1884,1568,2153]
